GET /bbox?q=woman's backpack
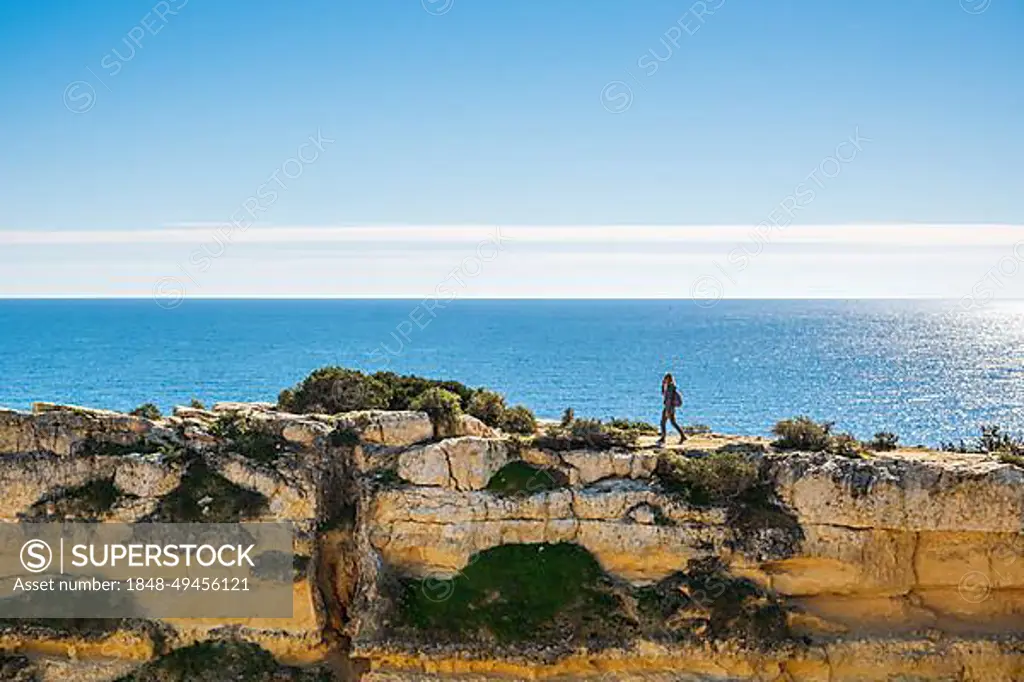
[671,387,682,408]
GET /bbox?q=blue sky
[0,0,1022,297]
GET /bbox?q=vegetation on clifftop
[410,387,464,438]
[130,403,162,420]
[211,414,289,464]
[771,416,868,457]
[942,425,1024,464]
[278,366,537,434]
[534,413,651,451]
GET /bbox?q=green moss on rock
[395,543,635,646]
[485,461,567,495]
[113,641,332,682]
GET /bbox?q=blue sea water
[1,299,1023,447]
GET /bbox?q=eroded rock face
[336,411,434,447]
[0,404,171,458]
[397,437,512,491]
[767,449,1024,531]
[365,485,728,582]
[4,401,1024,680]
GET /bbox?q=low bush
[942,425,1024,460]
[410,387,463,438]
[560,407,575,426]
[656,452,759,506]
[467,389,537,434]
[607,418,659,435]
[534,417,640,451]
[467,389,506,426]
[771,416,833,451]
[278,366,391,414]
[279,367,540,438]
[212,415,288,464]
[500,404,537,435]
[867,431,899,451]
[189,398,206,410]
[371,371,475,410]
[130,403,162,420]
[828,432,867,458]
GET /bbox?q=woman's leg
[669,407,686,440]
[659,407,668,441]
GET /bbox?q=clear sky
[0,0,1022,297]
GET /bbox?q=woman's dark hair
[662,373,674,388]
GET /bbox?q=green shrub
[130,403,161,420]
[828,432,866,458]
[212,415,288,464]
[500,405,537,435]
[656,452,759,506]
[867,431,899,451]
[371,371,475,410]
[189,398,206,410]
[942,425,1024,456]
[560,407,575,427]
[396,543,633,645]
[534,417,640,451]
[771,416,833,451]
[980,425,1024,455]
[607,418,659,435]
[999,452,1024,469]
[485,461,567,495]
[410,387,464,438]
[278,366,391,414]
[467,389,507,427]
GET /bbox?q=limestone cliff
[1,401,1023,681]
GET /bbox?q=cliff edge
[1,399,1023,681]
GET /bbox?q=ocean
[1,299,1022,447]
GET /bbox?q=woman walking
[657,373,686,446]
